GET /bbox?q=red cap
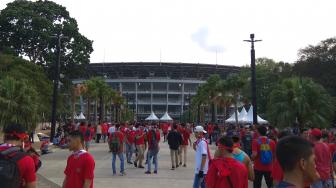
[311,128,322,137]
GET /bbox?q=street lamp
[244,33,262,125]
[50,34,68,142]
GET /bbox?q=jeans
[253,170,273,188]
[102,133,107,143]
[193,173,205,188]
[147,150,158,172]
[125,143,134,163]
[96,134,101,143]
[311,179,333,188]
[112,152,125,174]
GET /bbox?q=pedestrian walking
[167,123,183,170]
[109,126,126,176]
[145,125,160,174]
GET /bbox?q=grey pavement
[38,137,264,188]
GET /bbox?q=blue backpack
[257,138,272,165]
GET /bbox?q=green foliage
[268,77,334,128]
[294,38,336,96]
[0,0,93,79]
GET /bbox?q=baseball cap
[311,128,322,137]
[194,126,207,133]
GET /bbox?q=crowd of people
[1,120,336,188]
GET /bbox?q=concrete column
[135,82,138,119]
[166,83,169,112]
[151,82,153,112]
[181,83,184,114]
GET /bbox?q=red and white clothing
[181,128,191,146]
[64,150,95,188]
[0,144,36,188]
[147,130,161,150]
[252,136,276,171]
[135,129,145,145]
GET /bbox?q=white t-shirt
[194,139,209,174]
[96,125,102,134]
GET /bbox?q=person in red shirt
[63,131,95,188]
[162,123,169,142]
[252,125,276,188]
[145,125,161,174]
[134,126,145,168]
[207,123,214,145]
[125,125,136,164]
[109,126,126,176]
[179,123,192,167]
[206,136,248,188]
[310,128,333,188]
[0,123,37,188]
[83,124,93,151]
[101,123,109,143]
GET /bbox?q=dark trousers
[96,134,101,143]
[253,169,273,188]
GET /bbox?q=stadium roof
[84,62,241,80]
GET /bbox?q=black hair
[69,131,84,143]
[88,124,92,127]
[218,136,234,153]
[276,136,313,172]
[181,123,186,127]
[278,129,293,140]
[173,123,178,130]
[257,125,267,136]
[231,135,240,143]
[3,123,26,140]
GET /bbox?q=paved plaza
[38,137,262,188]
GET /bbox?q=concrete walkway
[38,138,261,188]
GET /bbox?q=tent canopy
[78,112,86,120]
[237,107,248,123]
[160,112,173,121]
[246,106,268,124]
[225,110,240,123]
[145,111,159,121]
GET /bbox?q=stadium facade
[73,62,241,121]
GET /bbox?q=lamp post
[50,34,67,142]
[244,33,262,125]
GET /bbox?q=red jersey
[181,128,191,145]
[79,126,87,135]
[102,124,108,134]
[272,158,283,182]
[314,142,332,180]
[64,150,95,188]
[109,131,124,142]
[126,129,136,144]
[147,130,161,150]
[162,123,169,134]
[135,129,145,145]
[206,157,248,188]
[252,137,276,171]
[0,144,36,188]
[207,124,214,134]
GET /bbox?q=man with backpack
[0,123,37,188]
[109,126,126,176]
[206,136,248,188]
[252,125,276,188]
[167,123,183,170]
[145,125,161,174]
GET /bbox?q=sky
[1,0,336,66]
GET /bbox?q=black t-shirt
[167,130,182,150]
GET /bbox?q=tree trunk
[197,103,201,124]
[94,98,98,125]
[99,95,104,124]
[234,101,239,127]
[223,106,227,127]
[71,96,76,123]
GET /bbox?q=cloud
[191,27,225,53]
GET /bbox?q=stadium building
[73,62,241,121]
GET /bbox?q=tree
[0,53,52,130]
[0,0,93,79]
[225,74,246,126]
[0,77,39,131]
[202,74,221,123]
[268,77,334,128]
[294,38,336,96]
[214,80,233,126]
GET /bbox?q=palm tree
[202,74,221,123]
[268,77,334,128]
[214,80,233,126]
[0,77,39,131]
[225,74,246,126]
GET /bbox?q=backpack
[0,146,28,188]
[110,133,120,153]
[258,138,272,165]
[149,130,159,153]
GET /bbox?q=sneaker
[179,162,182,166]
[145,171,151,174]
[113,173,116,176]
[176,164,179,168]
[138,165,145,169]
[154,170,157,174]
[134,161,137,168]
[171,166,175,170]
[119,172,126,176]
[183,164,186,167]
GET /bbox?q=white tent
[145,111,159,121]
[246,106,268,124]
[237,107,249,123]
[74,114,79,120]
[225,110,240,123]
[160,112,173,121]
[78,112,86,120]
